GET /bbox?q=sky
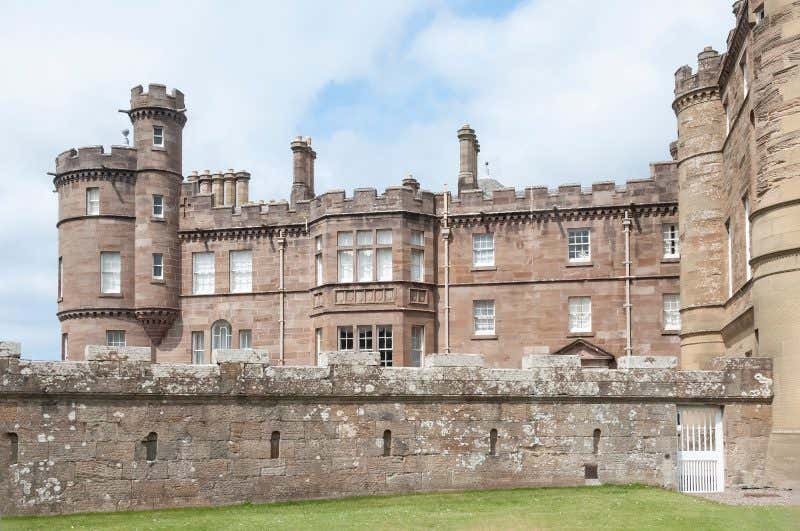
[0,0,735,360]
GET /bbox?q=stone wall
[0,345,772,516]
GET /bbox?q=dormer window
[153,126,164,147]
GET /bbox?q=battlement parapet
[0,343,772,401]
[130,83,185,111]
[54,145,137,176]
[674,46,723,99]
[180,182,438,234]
[439,164,678,216]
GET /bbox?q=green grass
[2,485,798,530]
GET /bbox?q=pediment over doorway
[552,339,616,368]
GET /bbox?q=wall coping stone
[424,353,486,368]
[0,341,21,358]
[522,354,581,369]
[617,356,679,369]
[84,345,151,362]
[213,348,270,364]
[317,351,379,367]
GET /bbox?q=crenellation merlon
[674,46,723,98]
[130,83,185,110]
[54,144,137,175]
[439,166,678,215]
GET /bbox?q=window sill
[471,266,497,272]
[662,330,680,336]
[661,257,680,264]
[150,217,166,223]
[472,334,498,340]
[566,262,593,268]
[99,293,123,298]
[151,279,165,285]
[567,332,594,338]
[152,146,167,152]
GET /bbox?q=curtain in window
[193,253,215,294]
[473,300,495,334]
[357,249,373,282]
[663,294,681,330]
[376,229,392,245]
[100,252,121,293]
[568,297,592,332]
[377,248,392,281]
[338,250,353,282]
[472,234,494,267]
[411,249,424,281]
[230,250,252,293]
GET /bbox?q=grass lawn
[2,484,798,530]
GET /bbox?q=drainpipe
[623,210,633,366]
[442,188,451,354]
[278,229,286,365]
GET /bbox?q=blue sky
[0,1,734,360]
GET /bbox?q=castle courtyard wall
[0,347,772,516]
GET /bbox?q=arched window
[7,433,18,465]
[142,432,158,462]
[592,429,601,455]
[270,431,280,459]
[211,320,232,350]
[383,430,391,457]
[489,428,498,456]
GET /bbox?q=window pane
[338,326,354,350]
[153,126,164,146]
[316,254,323,286]
[86,188,99,216]
[152,195,164,217]
[473,300,495,335]
[338,250,353,282]
[664,294,681,331]
[377,248,392,281]
[568,296,592,333]
[152,253,163,279]
[315,235,322,251]
[410,326,424,367]
[411,249,424,282]
[100,252,121,294]
[192,331,205,364]
[662,224,679,258]
[106,330,125,347]
[337,231,353,247]
[230,250,252,293]
[193,252,215,294]
[239,329,252,348]
[376,229,392,245]
[377,326,392,367]
[358,326,373,351]
[356,230,373,246]
[357,249,373,282]
[212,320,232,350]
[472,234,494,267]
[411,231,424,246]
[568,229,591,262]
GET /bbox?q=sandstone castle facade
[0,0,797,515]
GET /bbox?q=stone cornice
[127,106,187,127]
[672,86,721,114]
[447,203,677,227]
[178,225,307,242]
[56,215,135,228]
[57,308,137,321]
[52,168,136,189]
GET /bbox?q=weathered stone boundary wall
[0,346,772,516]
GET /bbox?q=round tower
[127,84,187,347]
[747,0,800,488]
[672,47,727,369]
[54,145,145,359]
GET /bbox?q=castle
[0,0,797,515]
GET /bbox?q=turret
[290,136,316,208]
[126,84,187,346]
[457,124,480,194]
[672,48,726,369]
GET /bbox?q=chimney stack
[290,136,315,208]
[457,124,480,194]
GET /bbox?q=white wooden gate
[676,406,724,493]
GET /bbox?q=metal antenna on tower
[121,129,130,146]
